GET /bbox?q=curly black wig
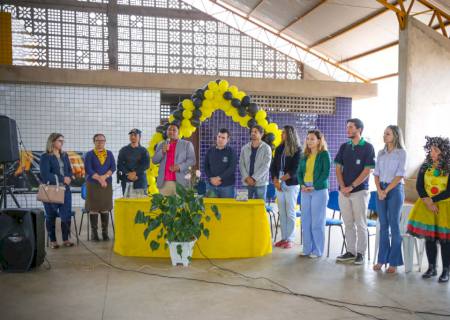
[424,136,450,174]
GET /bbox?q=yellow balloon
[181,119,191,128]
[183,129,193,138]
[202,99,213,109]
[208,81,219,92]
[150,132,164,145]
[168,114,175,123]
[204,90,214,100]
[266,123,279,133]
[199,115,207,122]
[219,80,229,91]
[258,118,269,129]
[255,109,267,121]
[182,109,193,119]
[182,99,194,111]
[236,91,246,100]
[228,85,238,96]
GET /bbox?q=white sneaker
[299,251,309,257]
[309,254,319,259]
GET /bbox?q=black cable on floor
[68,237,450,320]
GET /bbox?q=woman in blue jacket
[40,133,74,249]
[297,130,331,258]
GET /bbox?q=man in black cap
[117,128,150,195]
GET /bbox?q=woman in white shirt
[373,125,407,274]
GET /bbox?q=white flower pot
[168,240,196,266]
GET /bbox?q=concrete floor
[1,212,450,320]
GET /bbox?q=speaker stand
[0,165,20,209]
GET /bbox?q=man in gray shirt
[239,125,272,199]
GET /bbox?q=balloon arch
[146,79,282,194]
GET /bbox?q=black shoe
[91,230,100,242]
[439,268,449,283]
[102,232,110,241]
[336,252,356,262]
[422,265,437,278]
[353,253,364,265]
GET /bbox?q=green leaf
[211,205,221,220]
[148,217,161,231]
[176,244,183,258]
[175,182,187,198]
[135,210,145,224]
[187,256,192,262]
[150,240,160,251]
[203,228,210,238]
[144,227,151,240]
[205,215,211,222]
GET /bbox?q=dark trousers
[90,212,109,235]
[426,240,450,269]
[43,187,72,242]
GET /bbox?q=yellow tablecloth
[113,197,272,259]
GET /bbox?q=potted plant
[135,180,221,266]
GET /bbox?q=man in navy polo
[334,118,375,265]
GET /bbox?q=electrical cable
[65,234,450,319]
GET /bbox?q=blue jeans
[301,187,328,256]
[206,183,235,198]
[248,185,267,200]
[43,187,72,242]
[376,183,404,266]
[277,184,300,242]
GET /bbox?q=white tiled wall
[0,83,161,208]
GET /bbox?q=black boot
[439,268,449,283]
[422,265,437,278]
[101,212,110,241]
[90,213,100,242]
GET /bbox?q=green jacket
[297,150,331,190]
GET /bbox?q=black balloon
[193,98,202,108]
[192,109,202,119]
[173,109,183,119]
[162,132,168,140]
[156,125,165,133]
[195,88,205,99]
[241,96,251,107]
[247,119,257,128]
[231,98,241,108]
[171,119,181,127]
[238,107,247,117]
[215,79,221,84]
[191,119,201,127]
[247,103,259,116]
[265,133,275,144]
[223,91,233,100]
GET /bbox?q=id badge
[356,159,361,165]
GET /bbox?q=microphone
[165,138,170,152]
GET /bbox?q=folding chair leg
[367,232,370,261]
[72,215,79,246]
[340,226,346,254]
[87,213,90,241]
[79,212,84,236]
[110,211,115,234]
[273,214,280,243]
[327,226,331,257]
[268,213,273,239]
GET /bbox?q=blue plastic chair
[197,180,207,195]
[325,191,346,257]
[79,183,115,240]
[265,183,277,239]
[366,191,378,261]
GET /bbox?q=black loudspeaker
[0,209,46,272]
[0,115,19,163]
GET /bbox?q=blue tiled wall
[199,97,351,191]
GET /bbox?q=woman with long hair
[407,136,450,283]
[373,125,407,273]
[40,133,74,248]
[297,130,330,258]
[84,133,116,241]
[270,125,301,249]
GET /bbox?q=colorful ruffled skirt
[407,198,450,241]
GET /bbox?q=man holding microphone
[153,123,196,196]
